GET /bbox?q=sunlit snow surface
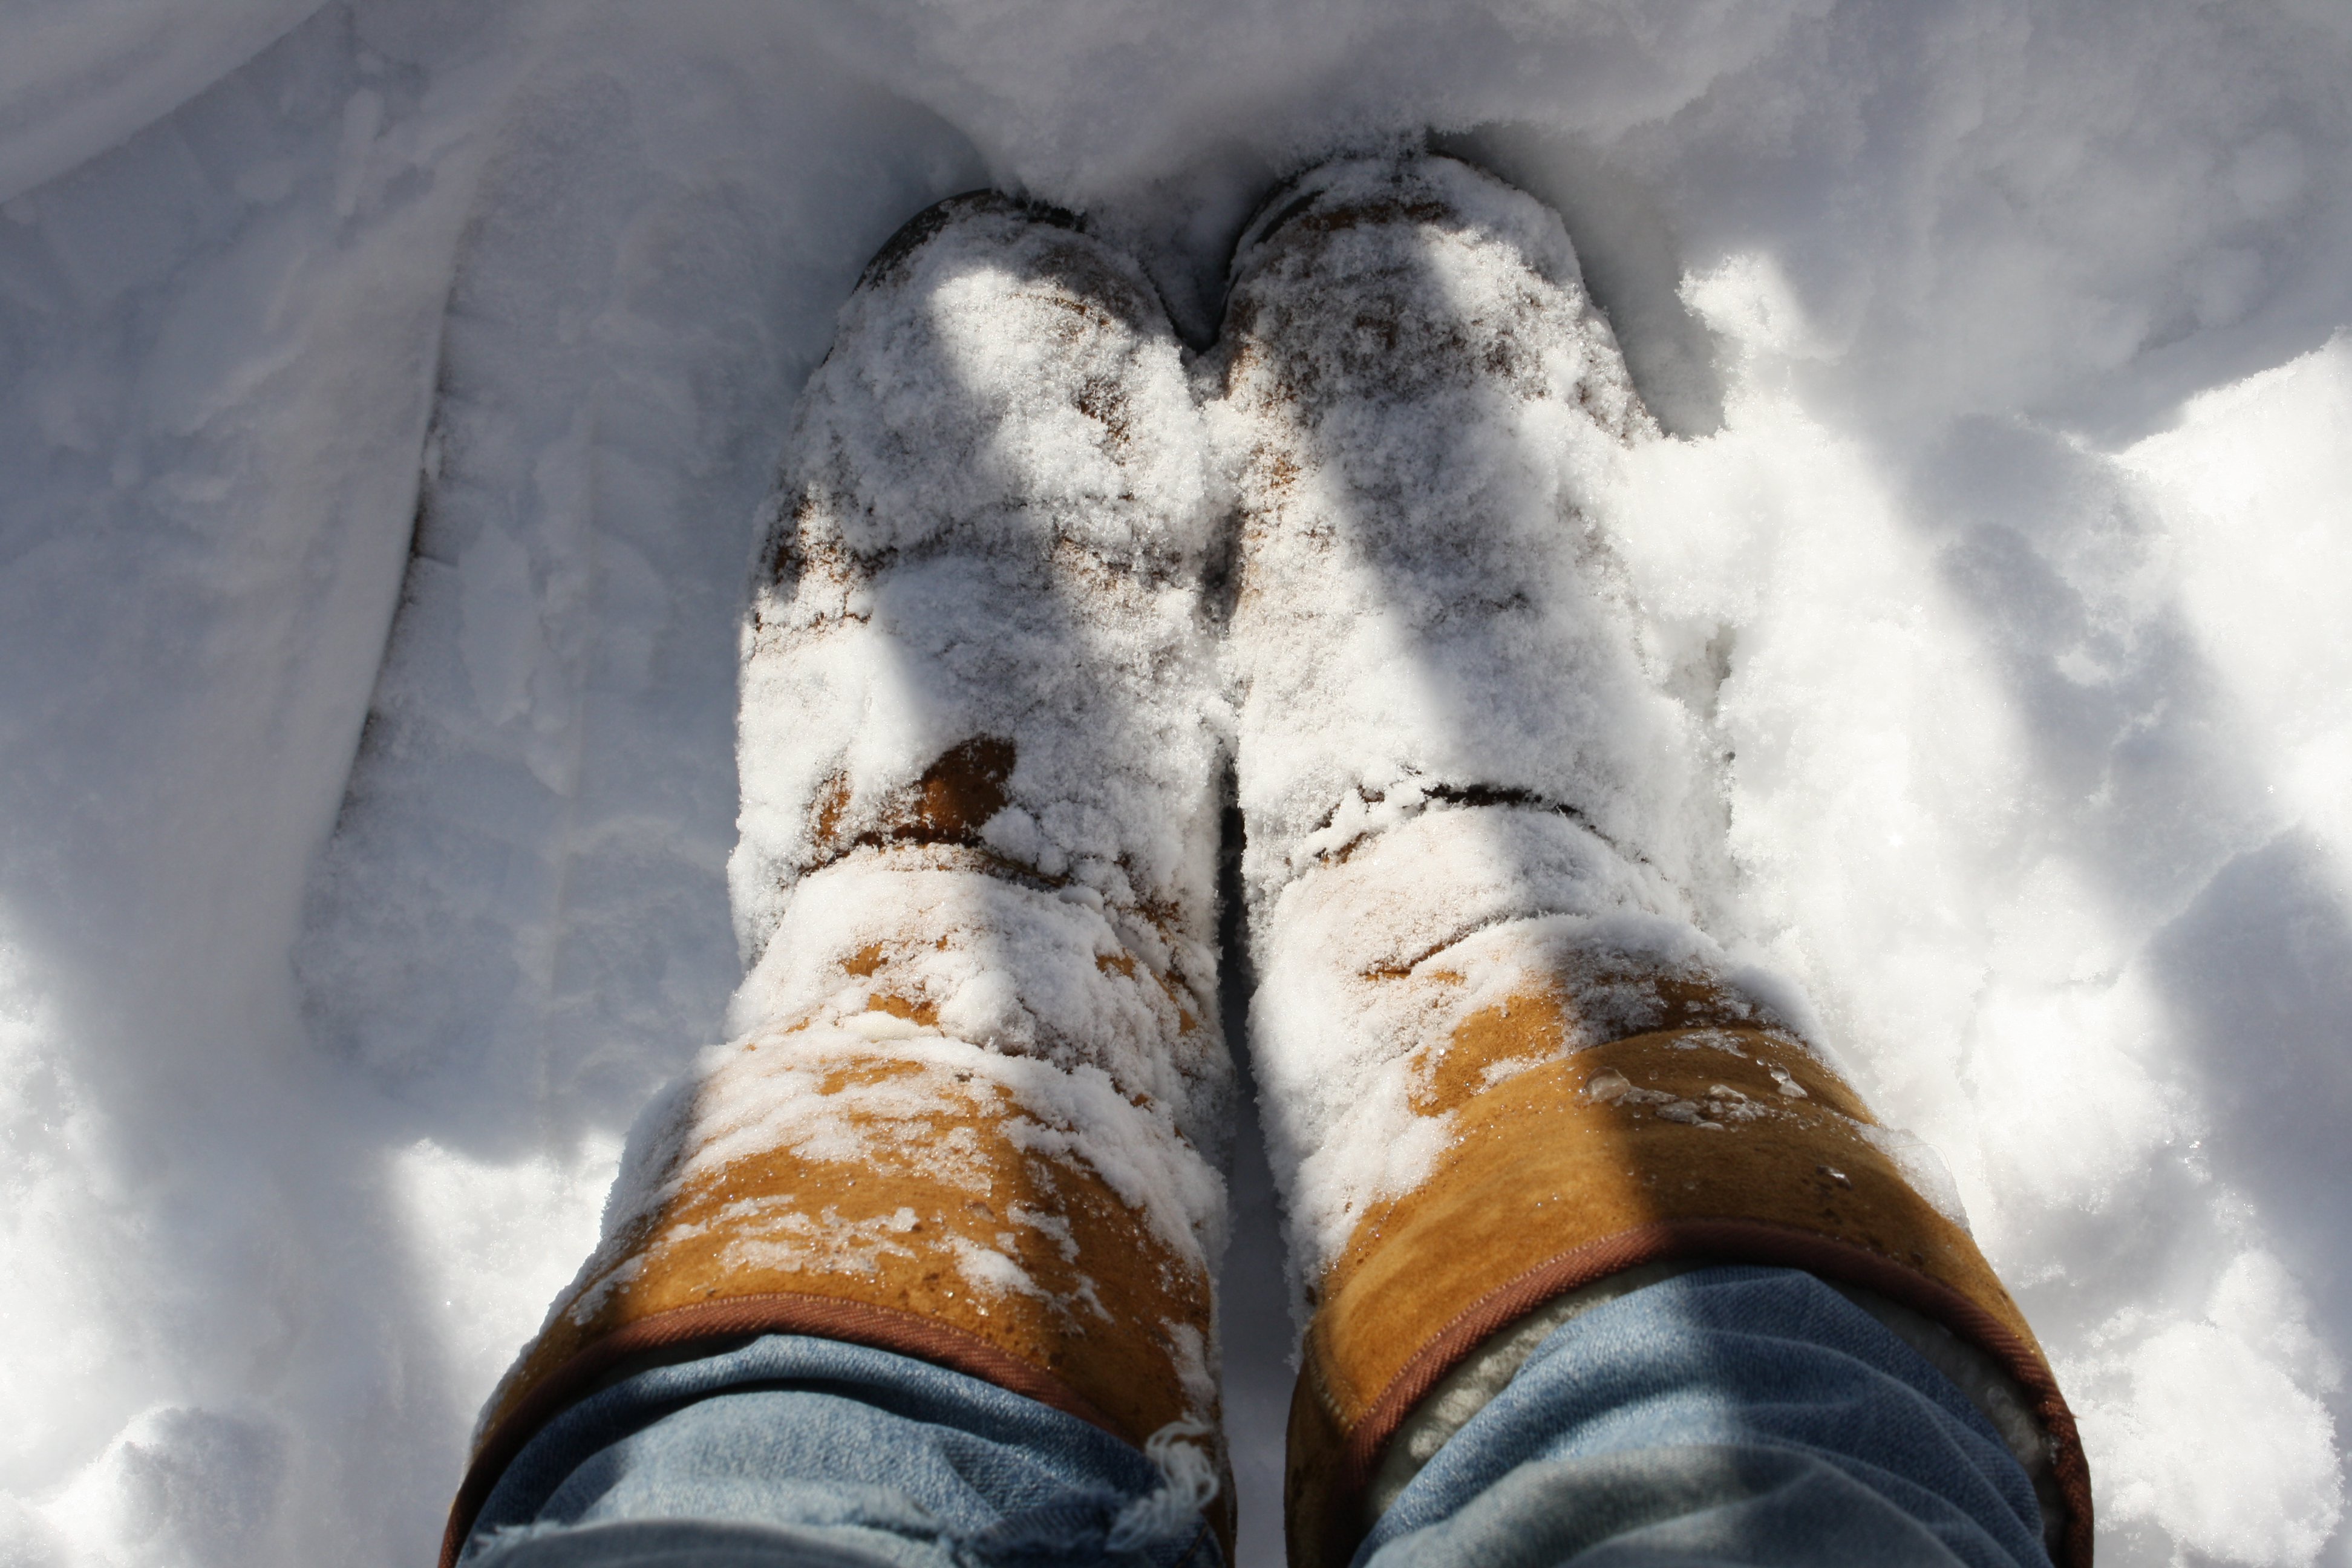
[2,1,2350,1564]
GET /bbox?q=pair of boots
[444,157,2088,1568]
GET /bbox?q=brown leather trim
[440,1292,1122,1568]
[1317,1222,2092,1568]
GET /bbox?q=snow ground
[1,1,2349,1564]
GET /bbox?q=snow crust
[2,1,2350,1565]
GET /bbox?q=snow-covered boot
[1209,155,2089,1568]
[445,195,1233,1563]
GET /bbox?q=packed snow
[1,2,2349,1567]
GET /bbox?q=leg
[1361,1267,2053,1568]
[460,1336,1212,1568]
[1209,155,2088,1567]
[446,195,1235,1564]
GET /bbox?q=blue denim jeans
[462,1267,2053,1568]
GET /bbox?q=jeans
[462,1267,2054,1568]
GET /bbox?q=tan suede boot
[1209,155,2091,1568]
[443,195,1235,1564]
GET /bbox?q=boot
[445,194,1236,1564]
[1209,155,2090,1568]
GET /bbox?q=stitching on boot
[1299,778,1641,876]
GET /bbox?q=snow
[528,1018,1223,1399]
[1216,156,1844,1293]
[0,0,324,203]
[727,859,1226,1163]
[0,1,2347,1566]
[730,192,1224,1025]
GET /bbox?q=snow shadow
[2152,831,2352,1315]
[1215,791,1296,1568]
[1882,394,2352,1552]
[298,53,984,1154]
[1439,125,1729,440]
[1919,414,2352,1261]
